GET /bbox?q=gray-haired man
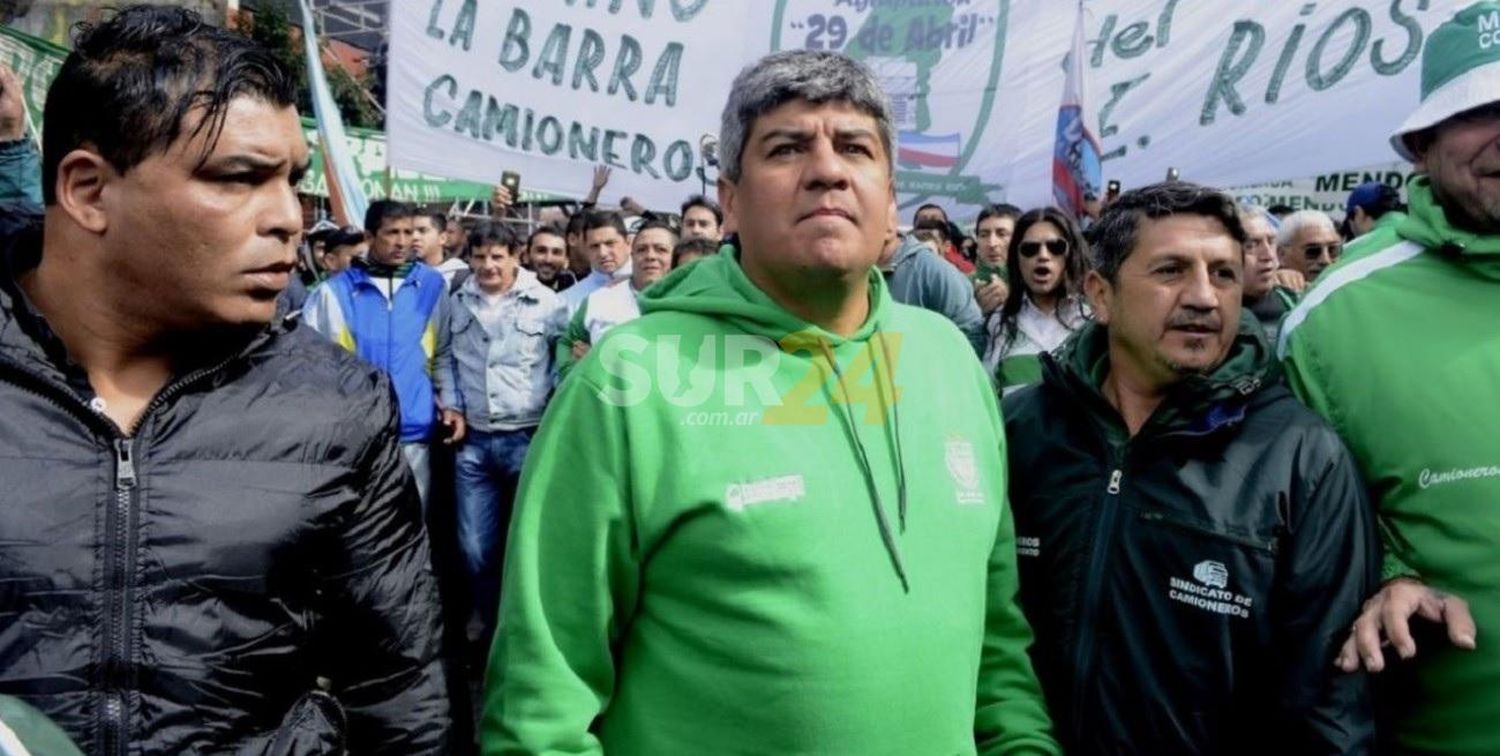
[481,50,1057,754]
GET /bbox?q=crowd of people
[0,3,1497,755]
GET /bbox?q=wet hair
[42,5,297,205]
[363,199,416,236]
[1090,182,1246,283]
[467,220,520,253]
[680,195,723,225]
[719,50,894,182]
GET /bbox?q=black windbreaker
[1002,320,1378,755]
[0,226,451,753]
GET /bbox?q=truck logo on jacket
[1168,560,1253,619]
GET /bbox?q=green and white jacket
[982,294,1089,394]
[1280,177,1500,754]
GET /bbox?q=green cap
[1391,2,1500,160]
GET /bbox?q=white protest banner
[994,0,1460,212]
[1230,162,1416,218]
[388,1,769,210]
[389,1,1464,220]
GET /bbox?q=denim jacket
[442,269,565,432]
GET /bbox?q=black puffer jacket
[0,226,450,754]
[1002,320,1378,755]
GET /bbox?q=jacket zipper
[103,438,136,756]
[1070,458,1125,745]
[4,354,238,753]
[0,360,131,753]
[98,356,238,753]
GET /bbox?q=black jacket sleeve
[322,376,452,753]
[1271,429,1379,752]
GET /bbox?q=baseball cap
[1391,2,1500,160]
[1345,182,1400,217]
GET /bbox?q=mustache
[1167,311,1222,330]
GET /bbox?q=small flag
[297,0,368,227]
[1052,1,1102,217]
[898,130,962,169]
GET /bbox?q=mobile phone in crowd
[501,170,521,197]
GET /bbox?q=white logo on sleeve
[725,475,805,513]
[1169,559,1253,619]
[945,437,984,506]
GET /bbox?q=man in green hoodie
[482,49,1057,755]
[1279,4,1500,752]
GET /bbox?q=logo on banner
[770,1,1009,213]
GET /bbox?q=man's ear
[1405,128,1435,172]
[1083,269,1113,326]
[717,176,738,238]
[54,148,112,234]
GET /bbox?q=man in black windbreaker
[1003,181,1378,753]
[0,7,451,753]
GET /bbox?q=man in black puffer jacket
[0,6,450,753]
[1002,182,1378,754]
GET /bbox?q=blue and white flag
[1052,1,1102,217]
[297,0,368,227]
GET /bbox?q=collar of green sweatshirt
[641,244,913,590]
[1044,313,1279,445]
[1399,176,1500,258]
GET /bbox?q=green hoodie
[1280,177,1500,753]
[482,248,1057,755]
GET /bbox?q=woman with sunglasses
[982,207,1091,394]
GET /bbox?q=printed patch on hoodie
[945,437,985,506]
[725,475,806,512]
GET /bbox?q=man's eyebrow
[201,154,286,171]
[834,127,879,141]
[758,127,812,143]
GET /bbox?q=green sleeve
[480,368,639,754]
[554,300,590,384]
[975,364,1060,755]
[1283,324,1419,584]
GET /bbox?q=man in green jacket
[1279,3,1500,751]
[482,49,1057,755]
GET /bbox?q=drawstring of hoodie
[872,333,908,532]
[817,338,910,594]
